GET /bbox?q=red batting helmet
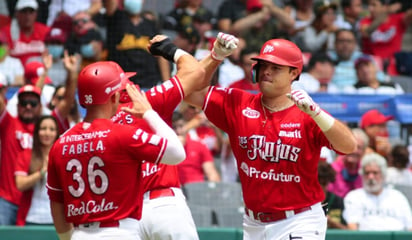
[78,61,136,106]
[251,39,303,82]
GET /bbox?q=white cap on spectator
[15,0,39,11]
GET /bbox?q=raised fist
[211,32,239,61]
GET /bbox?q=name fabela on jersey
[59,130,110,155]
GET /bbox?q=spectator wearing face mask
[65,10,104,69]
[43,14,73,87]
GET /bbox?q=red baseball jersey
[360,12,407,59]
[0,111,34,205]
[203,87,330,212]
[111,77,183,191]
[46,119,167,224]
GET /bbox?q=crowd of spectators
[1,0,412,231]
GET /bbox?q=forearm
[231,12,267,35]
[198,54,221,88]
[15,172,44,191]
[51,201,73,239]
[158,57,171,81]
[321,117,357,154]
[362,15,387,37]
[176,54,205,93]
[143,110,186,165]
[269,5,294,29]
[204,162,221,182]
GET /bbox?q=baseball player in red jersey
[46,61,186,240]
[185,39,357,239]
[111,33,239,239]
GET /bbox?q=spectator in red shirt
[173,111,221,185]
[359,0,412,75]
[0,0,50,66]
[0,84,42,225]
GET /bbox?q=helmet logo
[85,94,93,104]
[105,87,112,94]
[262,44,275,54]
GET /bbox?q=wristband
[149,38,178,62]
[173,49,189,63]
[312,110,335,132]
[57,229,73,240]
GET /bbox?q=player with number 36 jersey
[47,61,186,240]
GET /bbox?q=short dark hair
[335,28,356,39]
[240,47,259,64]
[307,51,334,71]
[318,161,336,183]
[391,144,410,169]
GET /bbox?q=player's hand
[211,32,239,61]
[121,84,152,118]
[287,89,320,117]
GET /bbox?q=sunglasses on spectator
[73,18,90,25]
[19,100,40,108]
[19,8,36,14]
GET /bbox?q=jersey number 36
[66,156,108,197]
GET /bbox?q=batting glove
[211,32,239,61]
[287,89,320,117]
[287,89,335,132]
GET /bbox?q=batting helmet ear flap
[252,63,259,83]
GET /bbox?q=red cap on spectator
[355,54,375,69]
[24,61,52,85]
[247,0,263,11]
[360,109,394,129]
[18,84,41,97]
[45,28,68,44]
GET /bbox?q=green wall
[1,226,412,240]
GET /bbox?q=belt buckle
[79,222,99,228]
[256,212,271,222]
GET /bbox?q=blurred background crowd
[1,0,412,230]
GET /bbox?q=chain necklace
[260,96,294,113]
[260,96,294,127]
